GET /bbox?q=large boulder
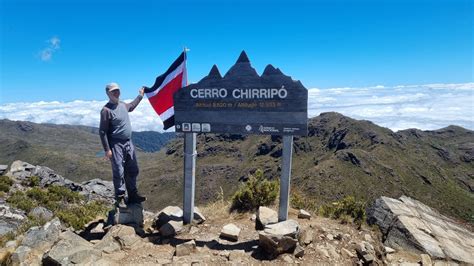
[10,218,61,265]
[95,224,142,253]
[153,206,204,231]
[43,230,101,265]
[367,196,474,264]
[258,219,300,258]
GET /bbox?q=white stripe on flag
[145,62,186,98]
[159,106,174,121]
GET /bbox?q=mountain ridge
[1,113,472,223]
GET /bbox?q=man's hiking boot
[128,193,147,204]
[115,195,127,208]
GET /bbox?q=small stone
[298,209,311,219]
[326,233,334,240]
[294,243,305,258]
[420,254,432,266]
[175,240,196,256]
[220,224,240,241]
[384,246,396,254]
[90,223,104,234]
[250,214,256,221]
[193,207,206,224]
[342,247,355,258]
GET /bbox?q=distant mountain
[138,112,474,224]
[1,113,473,224]
[0,119,175,182]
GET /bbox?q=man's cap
[105,82,120,92]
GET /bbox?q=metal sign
[174,53,307,136]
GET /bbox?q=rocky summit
[1,162,473,265]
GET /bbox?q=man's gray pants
[110,139,139,198]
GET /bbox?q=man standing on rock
[99,82,147,207]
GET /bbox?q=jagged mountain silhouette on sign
[195,50,306,89]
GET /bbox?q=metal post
[183,133,197,224]
[279,135,294,221]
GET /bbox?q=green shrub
[29,176,40,187]
[48,185,84,203]
[7,191,37,212]
[290,191,318,212]
[319,196,366,226]
[56,201,108,230]
[230,169,279,212]
[0,176,13,192]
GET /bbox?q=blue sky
[0,0,473,131]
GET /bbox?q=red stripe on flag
[148,72,184,115]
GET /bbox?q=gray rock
[298,209,311,219]
[20,217,61,250]
[44,230,99,265]
[95,224,139,253]
[153,206,183,229]
[0,202,26,236]
[159,220,183,237]
[28,206,53,221]
[7,160,35,178]
[367,196,474,264]
[259,231,298,258]
[117,203,144,227]
[193,207,206,224]
[9,245,31,265]
[264,219,299,238]
[81,178,115,203]
[293,243,305,258]
[220,223,240,241]
[257,206,278,228]
[175,240,196,256]
[0,165,8,175]
[356,241,375,263]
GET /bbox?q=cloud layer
[0,83,473,132]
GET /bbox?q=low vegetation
[319,196,366,226]
[230,169,279,212]
[6,184,108,231]
[0,176,13,193]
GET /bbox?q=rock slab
[367,196,474,264]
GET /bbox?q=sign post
[174,51,307,222]
[183,133,196,224]
[278,135,293,221]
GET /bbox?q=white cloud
[308,82,474,131]
[0,83,473,132]
[39,36,61,62]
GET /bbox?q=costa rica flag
[144,52,187,130]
